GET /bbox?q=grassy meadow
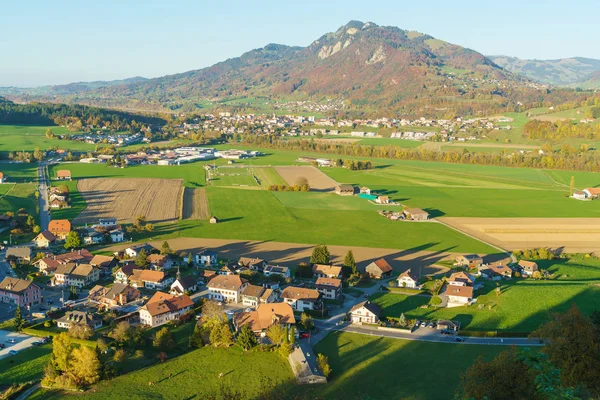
[0,344,52,385]
[0,183,38,217]
[0,124,95,152]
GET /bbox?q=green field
[254,167,286,188]
[0,344,52,385]
[208,166,258,187]
[357,138,424,147]
[48,180,85,221]
[0,162,39,180]
[0,183,38,217]
[0,125,96,152]
[371,256,600,332]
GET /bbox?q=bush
[429,296,442,306]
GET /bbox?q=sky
[1,0,599,87]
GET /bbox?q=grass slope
[0,183,38,217]
[0,125,95,152]
[0,344,52,385]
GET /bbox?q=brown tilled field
[73,178,183,224]
[275,166,338,192]
[440,217,600,253]
[182,188,210,220]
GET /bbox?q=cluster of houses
[572,187,600,201]
[66,132,146,146]
[378,208,430,221]
[48,186,71,210]
[32,218,125,249]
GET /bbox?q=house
[5,247,31,264]
[518,260,539,277]
[130,269,173,290]
[138,291,194,327]
[375,195,390,204]
[350,300,381,324]
[365,258,393,279]
[109,229,125,243]
[396,269,420,288]
[198,269,217,283]
[169,272,198,295]
[487,264,513,279]
[335,184,356,196]
[583,188,600,199]
[33,249,94,275]
[56,170,72,180]
[312,264,342,279]
[195,250,218,267]
[280,286,321,312]
[34,231,56,248]
[89,283,140,308]
[207,274,248,303]
[263,265,291,279]
[55,311,103,330]
[124,243,155,258]
[455,254,483,269]
[0,172,4,183]
[241,284,276,307]
[437,320,460,332]
[233,303,295,337]
[48,219,71,240]
[573,190,587,200]
[289,342,328,385]
[82,230,104,245]
[218,263,240,276]
[360,187,371,195]
[0,277,41,308]
[114,264,136,284]
[446,285,474,306]
[447,271,474,287]
[97,218,117,227]
[88,255,116,276]
[53,263,100,288]
[403,208,429,221]
[209,216,219,224]
[238,257,267,272]
[315,277,342,300]
[147,254,173,270]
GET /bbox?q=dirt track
[107,238,509,275]
[74,178,182,224]
[275,166,338,192]
[182,188,210,220]
[440,217,600,253]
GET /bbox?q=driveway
[0,330,39,360]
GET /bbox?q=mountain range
[1,21,593,116]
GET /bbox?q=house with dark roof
[396,269,420,288]
[365,258,393,279]
[0,277,41,307]
[315,277,342,299]
[195,249,218,267]
[34,231,56,248]
[5,247,31,264]
[238,257,267,272]
[350,300,381,324]
[55,310,102,330]
[455,254,483,269]
[240,284,276,307]
[170,271,198,295]
[263,265,291,279]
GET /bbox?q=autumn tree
[64,231,81,249]
[68,322,93,340]
[310,245,330,265]
[266,324,286,346]
[316,354,332,378]
[190,323,204,348]
[300,313,314,331]
[200,300,226,331]
[51,332,74,375]
[70,346,101,386]
[153,327,176,351]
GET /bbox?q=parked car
[7,339,17,344]
[299,332,310,339]
[0,343,5,349]
[8,350,18,355]
[32,341,43,346]
[454,337,464,342]
[427,322,435,328]
[420,321,427,328]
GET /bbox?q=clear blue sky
[1,0,598,87]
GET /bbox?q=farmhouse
[5,247,31,264]
[335,184,356,196]
[34,230,56,248]
[241,284,276,307]
[315,277,342,300]
[263,265,291,279]
[138,291,194,327]
[48,219,71,240]
[403,208,429,221]
[234,303,296,337]
[280,286,321,312]
[238,257,267,272]
[360,187,371,195]
[289,342,328,385]
[195,250,218,266]
[573,190,587,200]
[114,264,136,284]
[124,243,155,258]
[583,188,600,199]
[375,195,390,204]
[518,260,539,277]
[396,269,420,288]
[89,283,141,309]
[365,258,393,279]
[53,263,100,288]
[455,254,483,269]
[130,269,173,290]
[446,285,474,306]
[207,274,248,303]
[350,300,381,324]
[55,310,103,330]
[56,170,72,180]
[0,277,41,308]
[312,264,342,279]
[82,229,104,245]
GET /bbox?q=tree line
[523,119,600,141]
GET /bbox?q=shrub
[429,296,442,306]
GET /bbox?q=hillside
[0,76,148,96]
[489,56,600,87]
[2,21,589,117]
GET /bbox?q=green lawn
[0,124,95,152]
[0,183,38,217]
[0,344,52,385]
[371,257,600,332]
[0,162,39,180]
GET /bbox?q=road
[37,162,50,231]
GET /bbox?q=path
[15,383,40,400]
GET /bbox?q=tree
[145,223,154,232]
[570,175,575,196]
[200,300,226,331]
[70,346,101,386]
[236,324,257,351]
[290,326,296,345]
[135,249,149,267]
[14,305,25,331]
[344,250,357,275]
[210,323,233,347]
[310,245,330,265]
[52,333,74,373]
[111,321,132,345]
[316,354,332,378]
[190,323,204,348]
[153,327,176,351]
[532,270,542,279]
[267,324,286,345]
[300,313,314,331]
[161,241,173,255]
[398,313,407,327]
[68,322,93,340]
[533,304,600,395]
[113,348,127,363]
[457,347,536,400]
[64,231,81,249]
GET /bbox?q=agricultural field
[182,187,210,219]
[73,178,183,224]
[253,166,286,188]
[0,162,39,180]
[371,256,600,332]
[0,183,38,217]
[275,165,338,192]
[0,124,95,152]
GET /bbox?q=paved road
[37,162,50,231]
[0,330,39,361]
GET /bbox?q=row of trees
[267,184,310,192]
[523,119,600,141]
[335,159,373,170]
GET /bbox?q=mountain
[576,70,600,89]
[488,56,600,87]
[0,76,148,96]
[3,21,585,117]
